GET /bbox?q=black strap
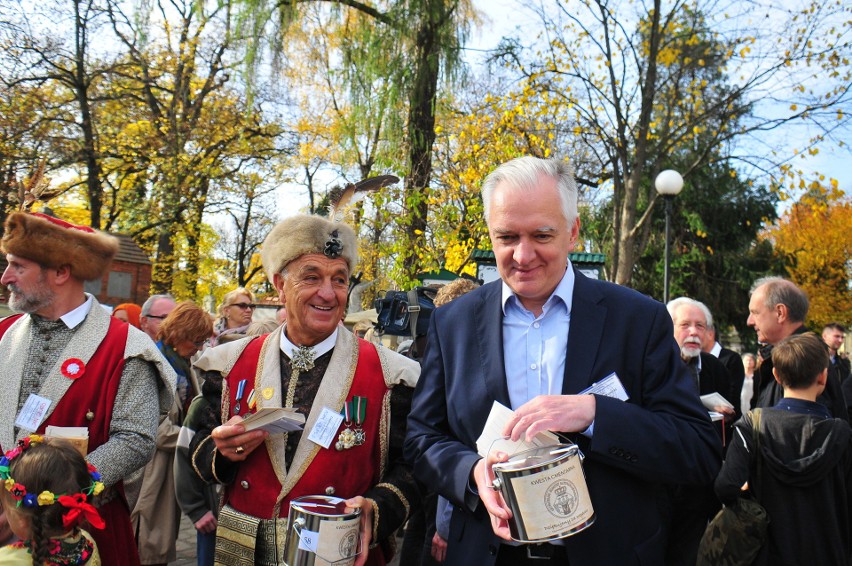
[407,289,421,339]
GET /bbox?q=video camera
[373,287,437,337]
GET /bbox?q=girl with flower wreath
[0,436,105,565]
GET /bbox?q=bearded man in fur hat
[190,214,421,566]
[0,212,176,566]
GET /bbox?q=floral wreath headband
[0,435,105,530]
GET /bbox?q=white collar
[500,259,575,316]
[279,326,338,360]
[59,294,94,330]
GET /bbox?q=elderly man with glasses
[140,294,177,341]
[189,214,421,566]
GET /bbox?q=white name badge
[579,372,629,401]
[15,394,52,432]
[308,407,344,449]
[297,528,320,552]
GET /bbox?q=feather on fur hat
[261,214,358,283]
[1,212,120,281]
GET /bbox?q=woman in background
[212,288,254,345]
[740,352,757,415]
[112,303,142,329]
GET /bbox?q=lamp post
[655,170,684,304]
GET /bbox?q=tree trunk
[73,0,104,229]
[151,226,175,294]
[402,0,441,278]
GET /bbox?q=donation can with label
[492,444,595,543]
[283,495,361,566]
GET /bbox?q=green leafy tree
[763,180,851,329]
[495,0,851,286]
[104,0,285,296]
[233,0,476,284]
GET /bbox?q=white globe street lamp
[655,170,684,304]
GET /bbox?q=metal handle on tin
[485,436,510,492]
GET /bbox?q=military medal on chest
[233,379,248,415]
[336,396,367,451]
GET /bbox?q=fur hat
[261,214,358,283]
[1,212,120,281]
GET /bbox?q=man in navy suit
[404,156,720,565]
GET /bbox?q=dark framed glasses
[229,302,256,310]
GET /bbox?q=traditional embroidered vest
[0,315,140,566]
[223,336,388,519]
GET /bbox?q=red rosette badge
[61,358,85,380]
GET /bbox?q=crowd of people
[0,156,848,566]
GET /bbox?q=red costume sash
[0,314,140,566]
[223,335,387,519]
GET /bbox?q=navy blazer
[404,270,720,566]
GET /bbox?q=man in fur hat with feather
[0,212,176,566]
[189,214,421,566]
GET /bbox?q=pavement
[168,515,198,566]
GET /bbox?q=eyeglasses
[229,303,256,310]
[145,314,168,320]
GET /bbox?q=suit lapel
[474,283,511,406]
[563,271,606,394]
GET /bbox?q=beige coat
[131,397,182,564]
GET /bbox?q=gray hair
[141,294,176,317]
[666,296,713,328]
[750,277,809,323]
[481,157,578,228]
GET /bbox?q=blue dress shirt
[501,262,575,410]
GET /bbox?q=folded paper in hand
[241,408,305,434]
[476,401,560,458]
[700,392,734,411]
[701,393,733,423]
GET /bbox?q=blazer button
[325,486,335,495]
[240,480,250,490]
[488,544,497,556]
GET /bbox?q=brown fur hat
[1,212,120,281]
[261,214,358,283]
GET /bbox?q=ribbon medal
[335,396,367,451]
[234,380,247,415]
